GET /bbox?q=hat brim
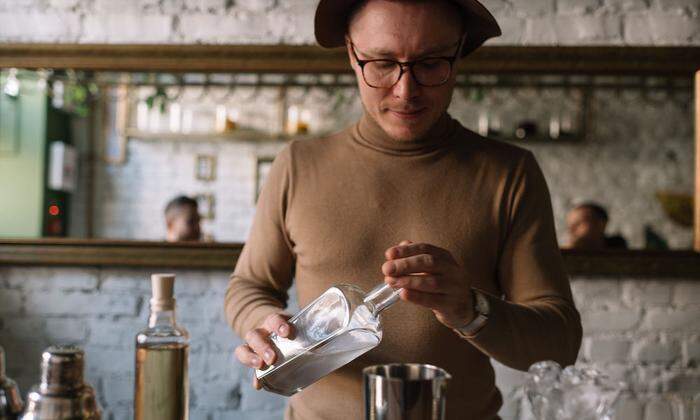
[314,0,501,58]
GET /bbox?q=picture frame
[195,154,217,181]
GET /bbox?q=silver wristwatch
[456,289,490,338]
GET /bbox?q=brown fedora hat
[314,0,502,57]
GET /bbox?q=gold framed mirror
[0,44,698,275]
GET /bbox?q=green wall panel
[0,77,47,238]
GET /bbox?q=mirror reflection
[0,69,693,249]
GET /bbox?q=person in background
[164,195,202,242]
[566,202,628,250]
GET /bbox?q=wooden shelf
[1,239,699,278]
[0,45,698,75]
[123,128,329,143]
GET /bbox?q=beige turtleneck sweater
[225,113,582,420]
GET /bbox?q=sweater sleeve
[466,151,582,371]
[224,145,296,338]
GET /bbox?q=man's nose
[391,67,420,101]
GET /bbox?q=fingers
[234,344,264,369]
[253,372,262,390]
[262,313,295,339]
[244,328,278,366]
[386,242,450,261]
[385,240,413,259]
[386,274,445,293]
[382,253,443,276]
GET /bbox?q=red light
[49,205,60,216]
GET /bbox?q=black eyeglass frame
[349,34,466,89]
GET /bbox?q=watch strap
[456,289,490,338]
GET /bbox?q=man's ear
[344,35,355,66]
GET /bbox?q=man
[164,195,201,242]
[226,1,582,418]
[566,202,628,250]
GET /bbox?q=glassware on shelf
[136,100,149,132]
[478,112,489,137]
[477,112,502,138]
[298,109,311,134]
[225,108,239,132]
[168,102,182,133]
[255,283,401,396]
[181,108,193,134]
[134,274,189,420]
[215,104,227,133]
[514,120,538,140]
[549,114,561,140]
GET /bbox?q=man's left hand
[382,241,474,329]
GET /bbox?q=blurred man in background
[164,195,201,242]
[566,202,628,250]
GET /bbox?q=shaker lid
[151,273,176,311]
[40,345,85,393]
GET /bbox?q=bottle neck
[148,308,177,328]
[364,283,401,316]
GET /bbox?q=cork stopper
[150,273,176,311]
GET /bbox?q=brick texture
[0,0,697,45]
[3,268,700,420]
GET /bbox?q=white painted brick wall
[2,268,700,419]
[0,12,82,42]
[82,14,173,43]
[0,0,698,45]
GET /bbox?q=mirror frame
[0,239,698,277]
[0,44,699,276]
[0,44,698,74]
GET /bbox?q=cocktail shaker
[20,346,101,420]
[0,346,24,420]
[364,363,451,420]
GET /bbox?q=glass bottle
[134,274,189,420]
[255,283,401,396]
[0,346,23,420]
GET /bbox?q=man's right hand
[234,313,295,390]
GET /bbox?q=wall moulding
[0,44,698,75]
[1,239,699,278]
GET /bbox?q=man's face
[346,0,463,142]
[167,205,201,242]
[566,207,606,248]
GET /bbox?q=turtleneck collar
[351,112,457,156]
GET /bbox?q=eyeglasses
[349,36,465,89]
